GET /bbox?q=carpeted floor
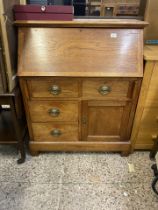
[0,145,158,210]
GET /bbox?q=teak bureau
[16,19,147,156]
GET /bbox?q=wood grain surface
[131,45,158,150]
[32,123,78,142]
[18,28,143,77]
[28,78,79,98]
[29,100,79,122]
[144,45,158,61]
[15,19,148,28]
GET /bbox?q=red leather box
[13,5,73,21]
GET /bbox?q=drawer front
[82,79,131,99]
[32,123,78,142]
[28,78,79,98]
[29,101,78,122]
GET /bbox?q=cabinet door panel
[82,101,132,142]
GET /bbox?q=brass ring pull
[50,129,62,137]
[98,85,111,95]
[48,108,60,117]
[49,85,61,95]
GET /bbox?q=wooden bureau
[131,45,158,150]
[16,19,147,156]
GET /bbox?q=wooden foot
[30,150,39,156]
[121,150,130,157]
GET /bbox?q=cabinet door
[81,101,132,142]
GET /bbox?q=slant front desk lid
[17,19,147,77]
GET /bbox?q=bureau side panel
[19,78,34,141]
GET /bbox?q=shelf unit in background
[0,86,26,163]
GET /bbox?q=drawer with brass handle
[28,78,79,98]
[98,85,111,95]
[32,123,78,142]
[82,78,132,99]
[29,101,78,122]
[48,108,60,117]
[50,129,62,137]
[49,85,61,96]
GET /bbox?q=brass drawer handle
[49,85,61,95]
[48,108,60,117]
[51,129,62,137]
[98,85,111,95]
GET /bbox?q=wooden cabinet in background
[131,45,158,150]
[0,0,21,92]
[16,19,147,156]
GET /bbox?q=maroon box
[13,5,73,21]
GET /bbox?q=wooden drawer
[29,101,78,122]
[32,123,78,142]
[82,79,132,99]
[28,78,79,98]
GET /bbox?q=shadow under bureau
[16,19,147,156]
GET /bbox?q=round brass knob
[48,108,60,117]
[49,85,61,95]
[98,85,111,95]
[50,129,62,137]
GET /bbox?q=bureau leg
[121,150,130,157]
[30,149,39,156]
[10,95,26,164]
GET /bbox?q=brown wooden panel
[136,132,157,147]
[139,108,158,130]
[135,107,158,146]
[15,19,148,28]
[32,123,78,142]
[29,141,131,154]
[145,62,158,107]
[18,28,143,77]
[134,144,153,150]
[29,100,79,122]
[28,78,79,98]
[144,46,158,61]
[82,78,132,99]
[81,100,132,142]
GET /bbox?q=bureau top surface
[18,26,144,77]
[15,19,148,28]
[144,45,158,61]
